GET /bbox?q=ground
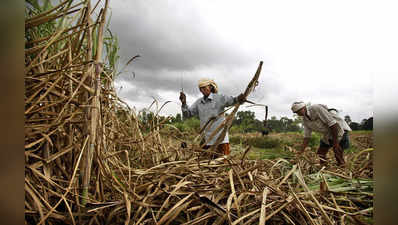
[229,130,373,161]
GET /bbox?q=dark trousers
[317,131,350,165]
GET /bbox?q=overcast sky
[107,0,398,123]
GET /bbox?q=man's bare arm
[299,137,310,153]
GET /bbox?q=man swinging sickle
[179,78,245,157]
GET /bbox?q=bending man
[291,101,351,167]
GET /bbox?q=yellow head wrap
[198,78,218,93]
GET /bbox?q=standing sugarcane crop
[291,101,352,167]
[179,78,245,158]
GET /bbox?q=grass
[230,137,293,160]
[231,130,372,160]
[345,145,359,154]
[230,135,282,148]
[247,146,294,160]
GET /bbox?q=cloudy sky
[106,0,398,123]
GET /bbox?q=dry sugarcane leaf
[259,187,270,225]
[294,169,334,225]
[157,193,193,225]
[231,208,261,225]
[123,191,131,225]
[277,164,297,188]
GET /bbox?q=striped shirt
[303,104,352,145]
[181,93,236,145]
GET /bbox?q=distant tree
[231,111,256,132]
[265,116,300,133]
[251,119,264,133]
[267,116,282,132]
[359,119,368,130]
[231,112,303,133]
[349,122,360,130]
[368,117,373,130]
[234,111,256,125]
[291,115,303,130]
[280,116,300,132]
[362,117,373,130]
[171,113,182,123]
[280,117,290,132]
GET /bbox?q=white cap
[291,101,306,113]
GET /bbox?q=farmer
[291,101,352,167]
[179,78,245,157]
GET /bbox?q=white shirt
[303,104,351,145]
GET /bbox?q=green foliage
[251,147,294,160]
[361,117,373,130]
[267,116,301,133]
[103,29,120,74]
[234,111,256,125]
[347,115,373,131]
[172,117,200,133]
[229,125,241,134]
[308,133,321,148]
[344,145,358,154]
[169,113,183,123]
[167,110,305,135]
[230,136,282,149]
[349,122,360,130]
[250,136,281,149]
[279,132,320,149]
[232,111,264,133]
[229,136,243,145]
[25,1,57,49]
[185,117,200,130]
[26,0,76,56]
[173,123,187,132]
[232,111,302,134]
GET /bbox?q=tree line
[167,110,302,133]
[138,110,373,133]
[344,115,373,131]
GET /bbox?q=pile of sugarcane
[25,1,373,224]
[82,150,372,225]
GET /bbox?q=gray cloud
[109,1,256,72]
[109,0,273,111]
[108,0,374,123]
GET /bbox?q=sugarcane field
[25,1,374,224]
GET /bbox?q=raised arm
[221,93,246,107]
[180,92,198,119]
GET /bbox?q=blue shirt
[181,93,236,145]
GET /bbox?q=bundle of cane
[202,61,263,157]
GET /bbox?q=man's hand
[297,138,309,156]
[179,92,186,105]
[333,143,345,166]
[235,93,246,104]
